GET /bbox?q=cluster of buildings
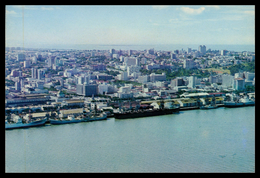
[5,45,255,109]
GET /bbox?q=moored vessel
[200,95,218,109]
[114,101,179,119]
[49,115,83,125]
[5,114,47,130]
[224,93,255,108]
[88,113,107,121]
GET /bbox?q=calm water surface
[5,107,255,172]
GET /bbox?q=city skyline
[6,5,255,48]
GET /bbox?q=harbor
[5,92,254,130]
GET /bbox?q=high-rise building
[47,56,55,68]
[183,59,195,69]
[233,78,245,90]
[31,68,38,79]
[11,70,19,77]
[170,53,177,59]
[222,74,234,88]
[24,60,30,68]
[32,56,37,63]
[128,50,133,56]
[127,65,141,76]
[245,72,255,81]
[220,50,228,56]
[76,84,84,95]
[98,83,109,95]
[77,76,84,85]
[149,73,166,82]
[187,76,197,88]
[147,48,154,55]
[174,50,179,54]
[110,49,116,54]
[138,75,150,83]
[119,72,128,81]
[171,78,185,87]
[36,53,42,60]
[37,69,45,80]
[187,48,192,53]
[124,57,139,66]
[76,83,98,96]
[15,81,21,91]
[17,53,26,61]
[198,45,206,54]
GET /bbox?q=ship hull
[49,119,83,125]
[224,102,255,108]
[114,108,179,119]
[5,119,47,130]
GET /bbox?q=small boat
[89,113,107,121]
[49,115,83,125]
[200,105,218,109]
[5,114,47,130]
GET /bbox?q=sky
[5,5,255,48]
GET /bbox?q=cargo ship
[114,101,179,119]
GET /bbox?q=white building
[222,74,234,88]
[183,59,195,69]
[116,86,133,99]
[119,72,128,81]
[234,72,244,79]
[150,73,166,82]
[187,76,197,89]
[245,72,255,81]
[119,56,124,62]
[127,65,141,77]
[98,83,109,95]
[64,69,78,77]
[221,50,228,56]
[233,78,245,90]
[112,54,119,59]
[138,75,149,83]
[140,58,147,64]
[24,60,30,68]
[124,57,139,66]
[146,63,160,70]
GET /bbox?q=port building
[5,94,51,107]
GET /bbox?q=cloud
[169,18,179,22]
[205,5,220,9]
[152,5,169,10]
[6,10,17,15]
[41,7,54,11]
[244,10,255,15]
[180,7,205,15]
[12,5,58,11]
[13,5,38,10]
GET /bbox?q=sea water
[5,106,255,172]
